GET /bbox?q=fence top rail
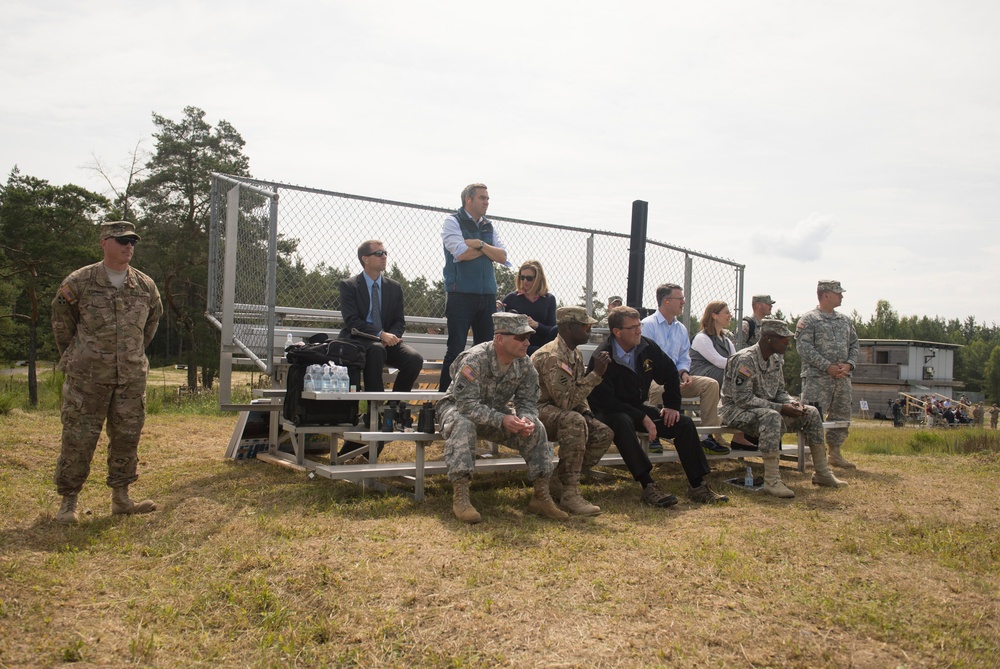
[211,173,278,200]
[212,174,741,268]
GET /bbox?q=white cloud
[750,213,835,262]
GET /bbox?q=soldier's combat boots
[451,477,482,524]
[56,495,79,524]
[559,473,602,516]
[811,445,848,488]
[762,453,795,499]
[526,478,570,520]
[111,487,157,516]
[827,444,857,469]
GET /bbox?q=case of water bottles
[303,364,352,393]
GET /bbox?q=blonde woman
[501,260,557,354]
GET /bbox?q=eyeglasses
[113,237,138,246]
[364,250,388,258]
[518,274,536,282]
[616,324,642,331]
[506,333,531,341]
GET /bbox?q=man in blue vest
[439,183,509,391]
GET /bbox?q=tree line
[3,108,1000,405]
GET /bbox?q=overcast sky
[3,1,998,325]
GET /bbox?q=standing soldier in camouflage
[437,312,567,524]
[989,404,999,429]
[531,306,613,517]
[51,221,163,524]
[796,280,859,469]
[721,319,846,498]
[736,294,776,350]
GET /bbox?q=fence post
[585,234,594,314]
[683,254,693,326]
[627,200,648,310]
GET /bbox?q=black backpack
[283,338,366,426]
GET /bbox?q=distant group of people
[919,396,990,428]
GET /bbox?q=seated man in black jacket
[587,306,728,506]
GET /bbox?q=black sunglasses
[518,274,536,282]
[365,250,388,258]
[113,236,138,246]
[507,333,531,341]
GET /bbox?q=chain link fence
[208,175,744,398]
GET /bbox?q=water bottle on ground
[745,465,754,488]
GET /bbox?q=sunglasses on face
[365,250,388,258]
[518,274,536,282]
[113,236,138,246]
[507,333,531,342]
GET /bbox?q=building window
[876,351,889,364]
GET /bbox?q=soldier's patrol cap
[556,306,598,326]
[493,312,535,335]
[752,294,776,305]
[760,318,794,338]
[608,295,623,305]
[100,221,141,241]
[817,280,845,294]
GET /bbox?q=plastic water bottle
[303,369,314,392]
[338,367,349,392]
[285,333,294,349]
[321,366,332,392]
[745,465,754,488]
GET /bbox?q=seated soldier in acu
[719,319,847,498]
[436,312,567,524]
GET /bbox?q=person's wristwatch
[478,240,485,250]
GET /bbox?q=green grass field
[1,392,998,667]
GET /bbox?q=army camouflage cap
[493,312,535,335]
[752,294,776,305]
[760,318,794,338]
[608,295,623,306]
[100,221,141,241]
[817,280,845,294]
[556,306,597,325]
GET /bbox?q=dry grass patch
[1,413,999,667]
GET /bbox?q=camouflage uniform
[436,341,553,482]
[720,344,824,454]
[990,405,999,429]
[796,302,858,449]
[52,260,162,496]
[532,333,612,480]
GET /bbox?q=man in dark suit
[339,240,424,394]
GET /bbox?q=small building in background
[851,340,963,416]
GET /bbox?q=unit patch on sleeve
[59,284,78,305]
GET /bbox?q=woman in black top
[501,259,557,355]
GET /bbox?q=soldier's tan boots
[111,487,157,515]
[559,487,601,516]
[811,445,847,487]
[762,453,795,499]
[56,495,79,524]
[827,445,857,469]
[451,477,482,524]
[526,478,570,520]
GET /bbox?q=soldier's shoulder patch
[643,359,653,372]
[796,319,807,330]
[559,362,573,376]
[737,365,753,378]
[59,284,77,305]
[460,365,477,382]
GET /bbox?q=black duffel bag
[283,336,366,426]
